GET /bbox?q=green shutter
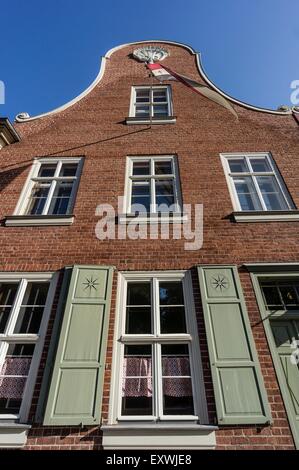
[197,265,271,425]
[42,265,114,426]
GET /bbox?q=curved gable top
[15,39,292,122]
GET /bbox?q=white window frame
[220,152,295,212]
[0,272,58,423]
[14,157,84,217]
[108,271,209,425]
[123,155,183,218]
[129,85,173,119]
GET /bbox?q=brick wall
[0,41,298,449]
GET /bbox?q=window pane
[153,104,168,116]
[0,344,34,414]
[126,307,152,334]
[126,283,152,334]
[135,105,150,117]
[250,158,271,173]
[233,177,262,211]
[0,283,18,333]
[59,164,78,177]
[135,89,150,103]
[37,164,56,178]
[256,176,288,210]
[122,345,152,416]
[13,283,49,334]
[155,180,175,210]
[160,307,186,333]
[155,161,172,175]
[280,285,299,309]
[127,283,151,305]
[48,181,73,215]
[261,281,299,310]
[261,284,282,309]
[155,180,175,211]
[161,344,194,415]
[153,89,167,103]
[160,281,186,333]
[132,161,150,176]
[131,181,151,213]
[26,183,50,215]
[228,158,248,173]
[159,282,184,305]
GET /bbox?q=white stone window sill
[119,213,187,225]
[5,215,75,226]
[233,210,299,223]
[126,117,176,125]
[0,422,31,448]
[101,423,217,450]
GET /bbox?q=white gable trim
[15,39,292,123]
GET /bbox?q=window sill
[126,116,177,125]
[232,210,299,223]
[0,422,31,448]
[119,213,187,225]
[101,423,217,450]
[5,215,75,226]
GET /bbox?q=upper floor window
[124,156,182,215]
[16,158,83,217]
[221,153,294,212]
[127,86,175,125]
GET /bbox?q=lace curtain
[0,357,31,399]
[122,357,192,397]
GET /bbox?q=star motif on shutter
[82,276,99,292]
[211,274,229,292]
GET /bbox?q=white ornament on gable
[133,46,169,64]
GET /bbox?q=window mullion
[151,159,156,213]
[153,278,160,336]
[150,88,154,118]
[0,342,9,374]
[155,342,163,420]
[43,180,56,215]
[5,279,27,336]
[252,175,267,210]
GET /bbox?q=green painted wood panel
[198,265,271,425]
[43,265,114,426]
[270,319,299,444]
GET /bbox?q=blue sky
[1,0,299,120]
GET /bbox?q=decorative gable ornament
[133,46,169,64]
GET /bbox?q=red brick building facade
[0,40,299,450]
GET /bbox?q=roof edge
[15,39,293,123]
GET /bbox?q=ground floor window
[113,271,206,422]
[0,274,55,419]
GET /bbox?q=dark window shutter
[41,265,114,426]
[197,265,271,425]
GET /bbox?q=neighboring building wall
[0,41,298,449]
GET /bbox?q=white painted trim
[123,155,182,216]
[0,272,58,425]
[119,214,187,225]
[233,213,299,222]
[5,216,75,226]
[101,424,216,450]
[11,156,83,222]
[108,270,209,426]
[15,40,292,123]
[129,85,173,118]
[220,152,295,213]
[126,118,176,125]
[0,424,31,448]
